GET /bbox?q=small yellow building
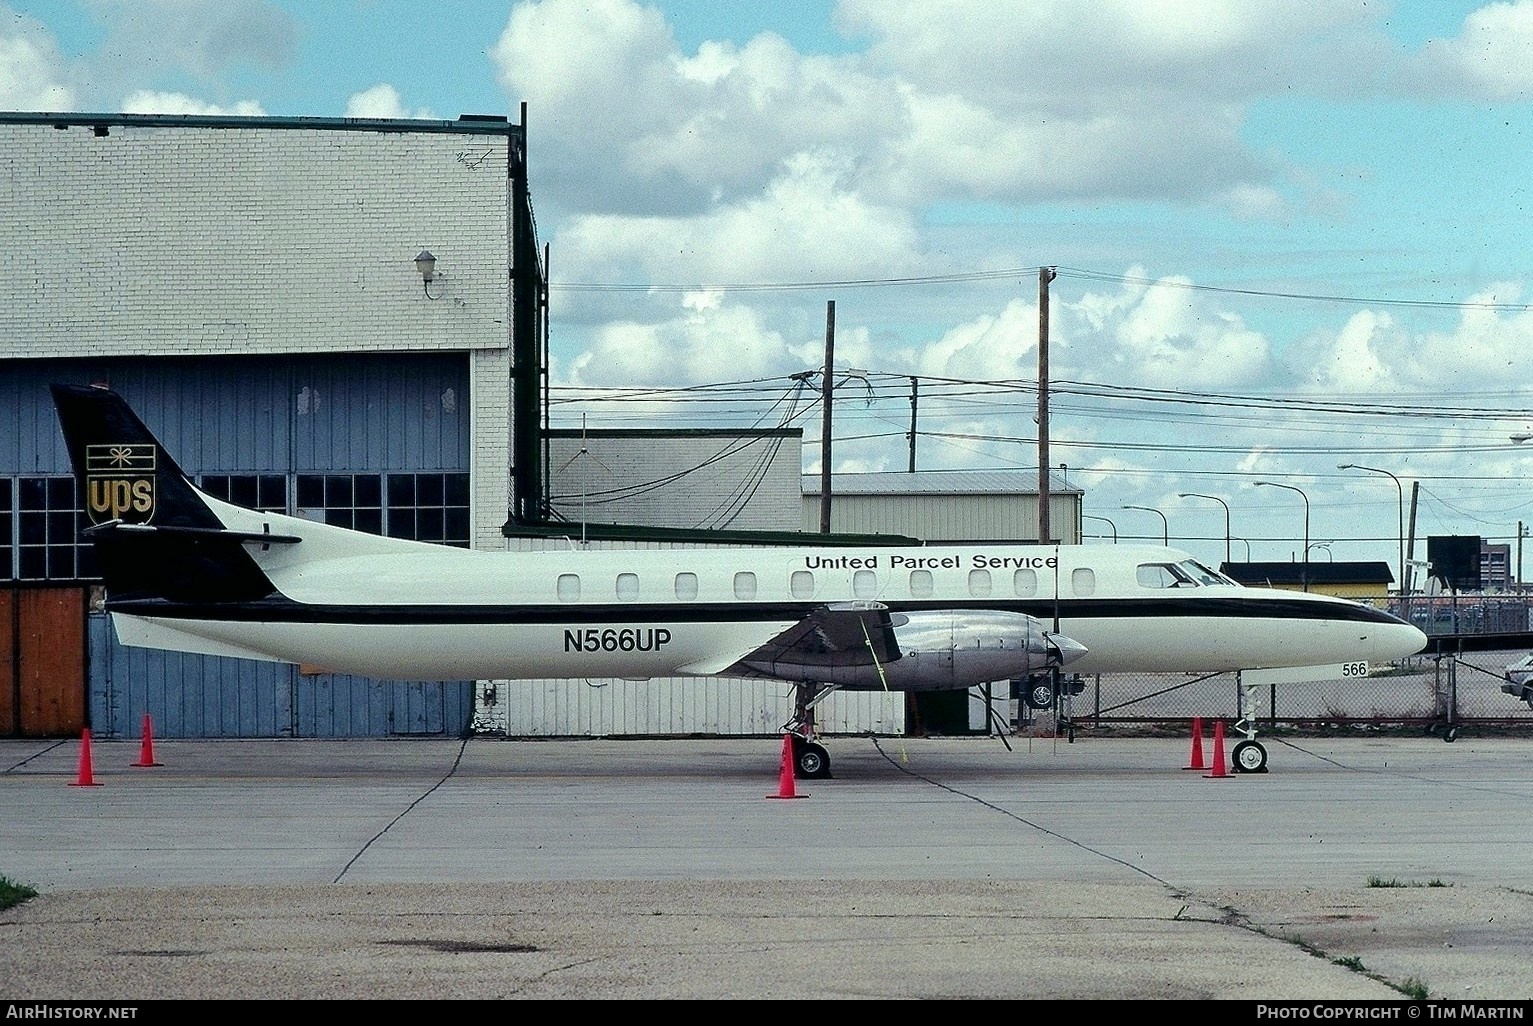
[1221,561,1395,603]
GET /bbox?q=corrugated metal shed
[545,428,803,533]
[802,469,1081,543]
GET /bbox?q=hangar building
[1,110,1081,742]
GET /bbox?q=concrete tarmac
[2,731,1532,1001]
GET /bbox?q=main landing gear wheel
[1443,724,1459,743]
[791,735,832,779]
[1231,739,1268,774]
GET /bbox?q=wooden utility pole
[1520,521,1528,593]
[1404,480,1421,611]
[907,376,918,473]
[1037,266,1056,544]
[819,300,835,534]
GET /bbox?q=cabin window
[557,573,580,601]
[790,570,815,599]
[733,571,757,600]
[909,569,934,598]
[616,572,639,601]
[1012,568,1038,597]
[674,572,698,600]
[853,568,878,599]
[1071,567,1096,596]
[968,568,992,597]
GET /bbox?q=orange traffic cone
[132,713,162,768]
[1204,719,1230,779]
[766,734,807,799]
[1184,716,1206,770]
[70,728,101,787]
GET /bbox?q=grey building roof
[802,469,1077,497]
[1223,561,1396,586]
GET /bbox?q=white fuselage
[107,495,1428,682]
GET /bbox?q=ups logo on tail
[85,444,156,524]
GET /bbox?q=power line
[547,264,1533,312]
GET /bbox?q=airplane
[50,382,1428,779]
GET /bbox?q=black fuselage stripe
[106,596,1408,627]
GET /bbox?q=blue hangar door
[4,353,477,739]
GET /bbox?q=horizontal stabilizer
[85,520,303,546]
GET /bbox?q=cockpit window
[1138,560,1238,589]
[1137,562,1197,588]
[1180,559,1236,586]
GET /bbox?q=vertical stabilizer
[50,383,278,602]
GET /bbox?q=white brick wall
[470,348,513,550]
[0,121,510,360]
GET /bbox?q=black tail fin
[50,383,281,603]
[50,383,222,531]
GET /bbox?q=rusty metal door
[1,587,87,737]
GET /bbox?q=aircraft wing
[678,602,904,676]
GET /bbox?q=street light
[1082,514,1117,543]
[1122,505,1168,545]
[1338,463,1406,603]
[1254,481,1310,589]
[1178,492,1231,565]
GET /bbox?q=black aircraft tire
[1443,725,1459,743]
[795,741,832,779]
[1231,740,1268,774]
[1026,681,1055,710]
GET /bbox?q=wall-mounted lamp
[414,250,440,299]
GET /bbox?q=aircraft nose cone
[1047,633,1089,666]
[1364,622,1427,663]
[1396,623,1428,658]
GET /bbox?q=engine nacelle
[753,609,1087,692]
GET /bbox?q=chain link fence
[1015,594,1533,736]
[1042,588,1533,733]
[1041,651,1530,734]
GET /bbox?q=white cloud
[120,90,265,116]
[1108,278,1270,387]
[1,0,296,113]
[564,298,794,389]
[1306,309,1400,392]
[84,0,297,79]
[488,0,1401,222]
[0,7,77,110]
[345,84,435,120]
[917,299,1038,382]
[1405,0,1533,100]
[1293,282,1533,394]
[1409,282,1533,382]
[1062,271,1272,388]
[839,1,1378,102]
[553,150,923,289]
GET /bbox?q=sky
[5,0,1533,585]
